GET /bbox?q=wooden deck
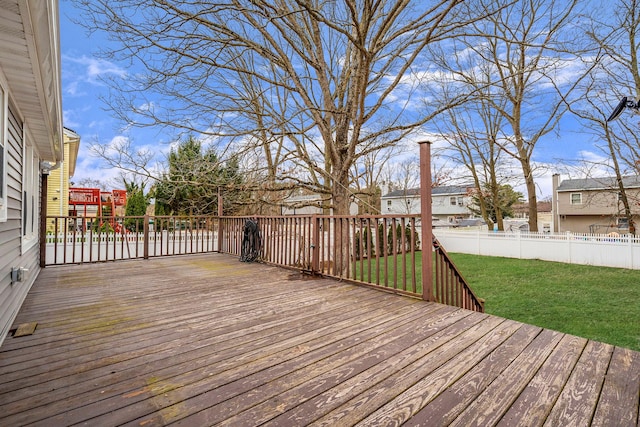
[0,254,638,426]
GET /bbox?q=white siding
[0,101,41,347]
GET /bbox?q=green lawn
[448,253,640,352]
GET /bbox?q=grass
[448,253,640,352]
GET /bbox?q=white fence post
[629,234,634,269]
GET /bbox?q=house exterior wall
[382,196,420,215]
[432,194,472,222]
[556,187,640,233]
[0,0,63,348]
[381,189,473,223]
[46,146,65,217]
[557,189,639,215]
[557,215,618,234]
[0,101,41,346]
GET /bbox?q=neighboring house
[46,127,80,232]
[0,1,63,346]
[508,201,553,233]
[552,174,640,234]
[381,185,475,224]
[381,188,421,215]
[281,193,358,215]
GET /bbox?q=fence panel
[434,229,640,269]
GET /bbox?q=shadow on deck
[0,253,638,426]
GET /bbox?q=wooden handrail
[433,237,484,312]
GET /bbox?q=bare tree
[350,142,405,214]
[568,0,640,234]
[428,44,515,230]
[74,0,504,218]
[436,101,513,230]
[430,0,594,231]
[74,177,111,191]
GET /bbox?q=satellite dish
[607,97,628,122]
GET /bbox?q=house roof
[513,201,552,213]
[556,175,640,192]
[0,0,63,162]
[383,185,472,198]
[63,127,80,176]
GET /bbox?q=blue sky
[60,0,172,188]
[58,0,617,199]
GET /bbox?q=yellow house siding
[46,130,79,233]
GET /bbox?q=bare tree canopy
[568,0,640,234]
[74,0,504,215]
[428,0,596,231]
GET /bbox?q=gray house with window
[0,1,63,346]
[381,185,475,224]
[552,174,640,234]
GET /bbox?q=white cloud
[71,143,120,185]
[65,54,127,82]
[62,109,80,130]
[136,102,155,113]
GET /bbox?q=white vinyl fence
[434,228,640,270]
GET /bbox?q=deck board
[0,253,638,426]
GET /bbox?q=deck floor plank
[447,328,565,427]
[403,324,546,426]
[0,253,637,426]
[495,333,588,427]
[591,346,640,427]
[270,310,485,426]
[177,306,462,427]
[544,340,615,427]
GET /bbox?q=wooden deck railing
[225,215,421,294]
[43,214,484,312]
[433,237,485,312]
[44,215,219,264]
[221,215,484,312]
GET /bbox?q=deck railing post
[312,215,320,273]
[143,214,150,260]
[419,141,434,302]
[217,188,223,253]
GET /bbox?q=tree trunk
[522,161,538,232]
[332,173,351,275]
[514,131,538,232]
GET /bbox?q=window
[450,197,457,206]
[570,193,582,205]
[457,196,464,206]
[22,136,38,247]
[0,81,6,222]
